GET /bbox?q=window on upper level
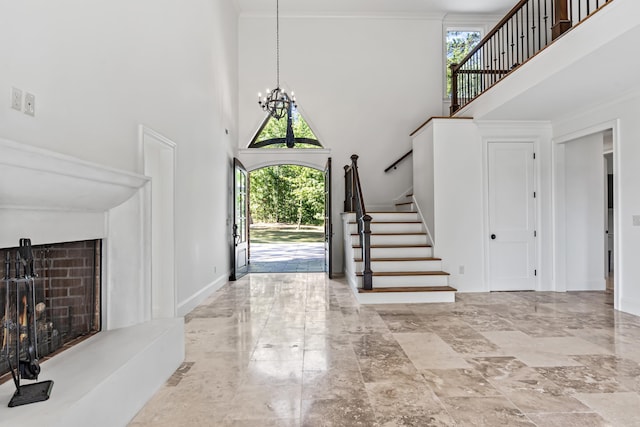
[445,29,482,98]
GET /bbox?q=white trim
[140,125,178,319]
[177,274,229,317]
[551,119,620,308]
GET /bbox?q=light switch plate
[633,215,640,226]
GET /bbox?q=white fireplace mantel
[0,137,183,425]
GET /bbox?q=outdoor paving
[248,242,325,273]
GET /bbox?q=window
[248,105,322,149]
[445,29,482,98]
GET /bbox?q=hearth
[1,239,101,384]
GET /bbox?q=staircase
[343,195,456,304]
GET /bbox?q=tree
[250,165,324,227]
[446,31,482,97]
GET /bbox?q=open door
[230,158,249,281]
[324,158,333,278]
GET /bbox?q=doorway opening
[248,164,327,273]
[559,128,614,296]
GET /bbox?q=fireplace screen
[1,240,101,382]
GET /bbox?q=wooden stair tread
[348,221,422,224]
[353,244,432,248]
[358,286,457,294]
[350,232,427,236]
[395,202,414,206]
[356,271,450,277]
[358,211,417,214]
[354,257,441,262]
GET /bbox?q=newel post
[449,63,460,115]
[350,155,358,211]
[344,165,351,212]
[552,0,572,40]
[361,214,373,291]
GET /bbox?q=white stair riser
[356,291,455,304]
[368,212,419,222]
[368,246,433,258]
[351,234,428,246]
[348,222,424,234]
[355,260,442,272]
[395,203,415,212]
[357,275,449,287]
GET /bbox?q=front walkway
[248,242,325,273]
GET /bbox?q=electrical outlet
[459,265,465,275]
[11,87,22,111]
[24,92,35,116]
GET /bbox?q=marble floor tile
[130,274,640,426]
[574,392,640,426]
[394,332,471,369]
[422,368,501,397]
[441,396,536,426]
[525,412,613,427]
[301,398,378,427]
[364,380,455,426]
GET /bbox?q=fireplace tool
[3,238,53,407]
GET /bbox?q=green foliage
[250,165,325,227]
[446,31,482,97]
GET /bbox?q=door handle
[491,234,497,240]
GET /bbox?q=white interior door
[488,142,536,291]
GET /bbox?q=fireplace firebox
[1,239,101,384]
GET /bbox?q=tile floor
[130,273,640,426]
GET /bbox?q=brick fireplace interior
[0,239,101,383]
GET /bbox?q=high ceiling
[235,0,517,17]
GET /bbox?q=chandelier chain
[276,0,280,88]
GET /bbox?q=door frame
[325,157,333,278]
[482,137,540,292]
[552,120,620,308]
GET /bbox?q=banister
[384,150,413,173]
[450,0,613,115]
[344,155,372,290]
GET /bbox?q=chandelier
[257,0,296,120]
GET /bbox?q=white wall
[563,133,605,291]
[239,14,444,273]
[412,123,435,240]
[0,0,239,315]
[431,120,484,291]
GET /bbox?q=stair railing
[450,0,613,114]
[384,150,413,173]
[344,155,373,290]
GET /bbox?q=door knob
[491,234,496,240]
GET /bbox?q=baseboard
[566,279,606,291]
[619,296,640,317]
[177,273,228,317]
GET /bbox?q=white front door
[488,142,536,291]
